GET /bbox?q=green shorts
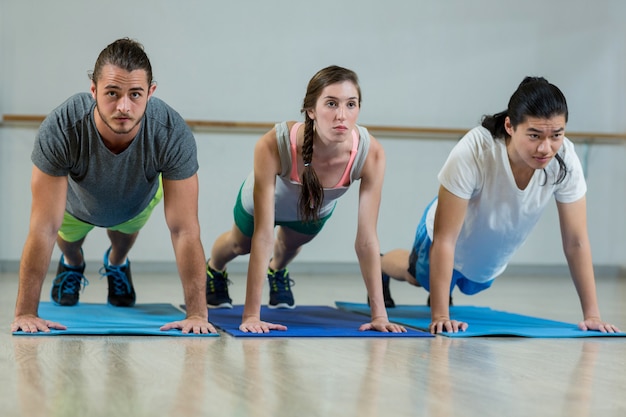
[58,178,164,243]
[233,185,334,238]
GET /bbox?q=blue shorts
[408,197,493,295]
[232,183,334,238]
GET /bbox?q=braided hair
[298,65,361,222]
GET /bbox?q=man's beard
[95,103,141,135]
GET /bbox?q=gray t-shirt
[32,92,198,227]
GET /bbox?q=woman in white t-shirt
[381,76,619,335]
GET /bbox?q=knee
[231,239,251,256]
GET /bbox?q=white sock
[109,258,128,267]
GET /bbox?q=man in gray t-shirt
[12,38,215,334]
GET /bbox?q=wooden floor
[1,268,625,417]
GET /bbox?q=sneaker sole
[108,302,136,308]
[267,303,296,310]
[52,300,80,307]
[207,303,233,309]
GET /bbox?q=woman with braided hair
[205,65,405,333]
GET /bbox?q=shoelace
[270,272,295,292]
[100,265,131,295]
[57,271,89,295]
[208,272,232,293]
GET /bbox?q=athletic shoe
[50,255,89,306]
[267,267,295,309]
[206,263,232,309]
[100,247,136,307]
[367,271,396,308]
[427,295,453,307]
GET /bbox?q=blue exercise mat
[199,305,432,337]
[335,302,626,338]
[12,302,218,337]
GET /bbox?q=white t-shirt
[426,126,587,283]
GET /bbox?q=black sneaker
[267,267,295,309]
[427,295,453,307]
[367,271,396,308]
[100,247,136,307]
[206,263,232,309]
[50,256,89,306]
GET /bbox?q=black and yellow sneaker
[206,262,233,309]
[267,267,295,309]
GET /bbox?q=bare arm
[239,128,287,333]
[429,186,469,334]
[159,174,216,334]
[11,167,68,333]
[354,136,405,333]
[557,197,619,332]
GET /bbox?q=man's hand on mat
[11,315,67,333]
[239,317,288,333]
[429,317,468,334]
[578,317,620,333]
[359,317,407,333]
[160,316,217,334]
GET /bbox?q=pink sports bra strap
[335,129,359,187]
[289,122,358,187]
[289,122,303,182]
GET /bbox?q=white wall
[1,0,625,271]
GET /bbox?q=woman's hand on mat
[239,318,288,333]
[360,317,406,333]
[160,316,217,334]
[11,314,67,333]
[429,317,468,334]
[578,317,620,333]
